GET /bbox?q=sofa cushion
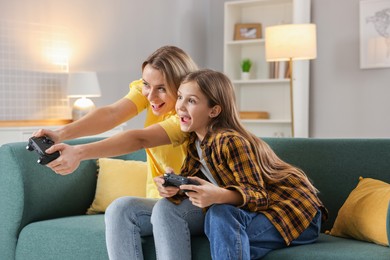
[16,215,211,260]
[328,177,390,247]
[263,234,390,259]
[16,215,108,260]
[87,158,147,214]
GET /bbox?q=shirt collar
[188,130,214,147]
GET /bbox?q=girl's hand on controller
[45,143,81,175]
[183,177,223,208]
[154,168,180,198]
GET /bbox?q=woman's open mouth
[151,103,165,112]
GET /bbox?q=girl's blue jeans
[205,204,322,260]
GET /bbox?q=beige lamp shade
[265,24,317,61]
[67,71,101,98]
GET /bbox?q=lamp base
[71,97,96,121]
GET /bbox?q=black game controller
[163,173,200,192]
[26,136,60,165]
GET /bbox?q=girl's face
[142,64,176,116]
[176,81,217,140]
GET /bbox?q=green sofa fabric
[1,138,389,259]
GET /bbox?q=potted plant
[241,58,252,80]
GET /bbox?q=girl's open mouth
[180,116,191,123]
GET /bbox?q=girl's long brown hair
[181,69,318,193]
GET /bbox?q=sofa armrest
[0,138,105,258]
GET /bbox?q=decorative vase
[241,72,250,80]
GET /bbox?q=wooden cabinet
[0,124,126,146]
[224,0,311,137]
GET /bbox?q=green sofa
[1,138,389,259]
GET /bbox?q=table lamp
[265,23,317,137]
[67,71,101,120]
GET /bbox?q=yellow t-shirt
[124,79,188,198]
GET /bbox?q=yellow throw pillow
[329,177,390,246]
[86,158,147,215]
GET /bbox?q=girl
[153,69,328,259]
[34,46,198,259]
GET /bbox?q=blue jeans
[105,197,158,260]
[151,198,204,260]
[205,204,322,260]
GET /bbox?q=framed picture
[359,0,390,69]
[234,23,262,40]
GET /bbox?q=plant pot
[241,72,250,80]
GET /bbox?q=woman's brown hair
[142,46,198,99]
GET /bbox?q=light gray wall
[205,0,226,71]
[311,0,390,137]
[0,0,210,129]
[1,0,389,137]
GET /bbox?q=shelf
[233,79,289,84]
[241,119,291,124]
[226,39,264,45]
[227,0,293,8]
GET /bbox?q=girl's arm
[45,123,171,175]
[183,177,244,208]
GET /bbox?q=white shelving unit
[224,0,311,137]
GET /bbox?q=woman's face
[176,81,215,140]
[142,64,176,116]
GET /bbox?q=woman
[152,69,328,259]
[34,45,198,259]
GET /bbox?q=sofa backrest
[1,136,388,242]
[263,138,390,232]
